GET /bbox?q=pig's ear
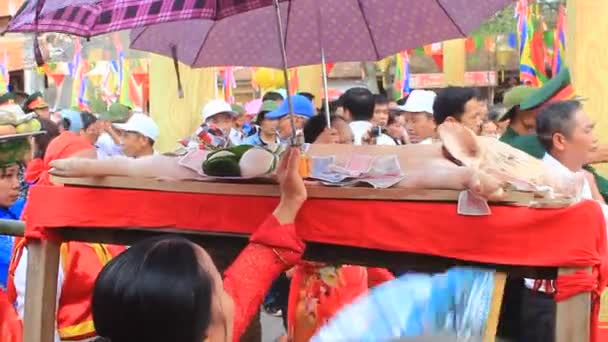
[437,122,481,168]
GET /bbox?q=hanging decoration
[552,4,566,77]
[220,66,236,104]
[48,62,69,87]
[70,37,91,111]
[289,68,299,94]
[0,50,9,93]
[253,68,285,90]
[516,0,549,86]
[393,51,410,100]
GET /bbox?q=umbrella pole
[272,0,297,146]
[320,47,331,129]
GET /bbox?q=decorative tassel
[171,45,184,99]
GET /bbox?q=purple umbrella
[6,0,513,140]
[128,0,513,69]
[6,0,515,72]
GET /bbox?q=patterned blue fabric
[0,199,25,289]
[312,267,495,341]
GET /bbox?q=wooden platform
[51,175,538,205]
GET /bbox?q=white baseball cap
[114,113,159,141]
[399,90,436,114]
[202,99,236,122]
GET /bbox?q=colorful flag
[515,0,529,55]
[552,4,566,76]
[119,59,134,108]
[393,51,410,99]
[69,38,81,78]
[0,50,9,92]
[220,67,236,104]
[517,0,547,86]
[70,38,91,110]
[289,68,299,95]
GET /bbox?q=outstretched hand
[274,148,307,224]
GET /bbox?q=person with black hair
[303,114,353,144]
[396,96,408,106]
[262,91,285,104]
[242,100,280,147]
[386,109,408,145]
[432,86,485,135]
[298,92,315,102]
[7,109,125,342]
[24,118,60,185]
[372,94,390,127]
[92,148,307,342]
[519,100,607,342]
[59,110,102,146]
[342,87,374,145]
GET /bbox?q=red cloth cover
[0,289,21,342]
[24,185,608,341]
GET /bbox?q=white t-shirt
[349,121,396,146]
[96,133,123,160]
[349,121,372,146]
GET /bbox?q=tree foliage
[472,0,565,36]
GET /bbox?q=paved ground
[261,311,285,342]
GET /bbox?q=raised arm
[223,148,307,341]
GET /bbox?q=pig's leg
[50,155,201,180]
[402,159,505,201]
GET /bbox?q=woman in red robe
[91,147,307,342]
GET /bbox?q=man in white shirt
[96,103,132,159]
[343,88,394,146]
[521,100,607,342]
[401,90,437,144]
[114,113,159,158]
[433,87,485,136]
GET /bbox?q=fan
[312,267,496,341]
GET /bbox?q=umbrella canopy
[130,0,513,68]
[7,0,513,68]
[5,0,280,37]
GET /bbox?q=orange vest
[8,239,125,340]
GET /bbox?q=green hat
[231,104,245,116]
[0,138,31,168]
[23,91,49,112]
[259,100,279,114]
[520,68,579,111]
[0,93,15,106]
[100,103,131,122]
[503,86,537,110]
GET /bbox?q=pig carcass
[49,123,582,201]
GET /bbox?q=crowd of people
[0,65,606,342]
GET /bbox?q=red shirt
[39,131,94,185]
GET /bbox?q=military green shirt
[499,127,546,159]
[499,126,519,145]
[500,126,608,201]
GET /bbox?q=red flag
[289,68,299,93]
[465,37,476,52]
[530,30,547,79]
[325,63,335,76]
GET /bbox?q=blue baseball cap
[266,95,315,119]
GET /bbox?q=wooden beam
[52,176,535,205]
[0,219,24,236]
[483,272,507,342]
[23,239,61,342]
[555,267,591,342]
